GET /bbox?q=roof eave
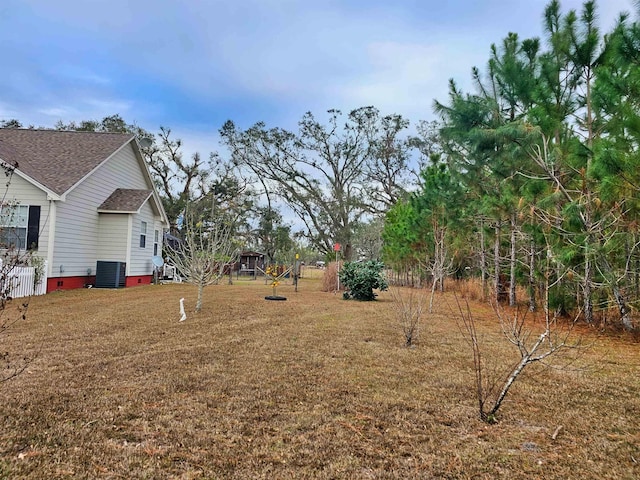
[131,140,170,227]
[151,190,170,227]
[97,190,156,215]
[97,209,139,214]
[0,159,63,201]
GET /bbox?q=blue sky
[0,0,635,156]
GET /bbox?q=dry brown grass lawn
[0,277,639,479]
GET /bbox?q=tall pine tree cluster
[383,0,640,330]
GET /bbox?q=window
[140,221,147,248]
[0,205,28,249]
[153,229,159,256]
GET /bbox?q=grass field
[0,274,639,479]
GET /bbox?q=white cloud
[170,128,221,158]
[53,66,112,86]
[36,107,74,118]
[332,40,485,122]
[27,97,133,128]
[1,0,637,134]
[83,98,132,114]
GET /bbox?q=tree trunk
[344,243,353,262]
[599,255,634,331]
[509,213,517,307]
[612,285,633,331]
[429,275,437,314]
[583,62,595,325]
[440,229,446,293]
[433,225,446,293]
[480,219,487,302]
[584,248,593,324]
[494,222,501,304]
[196,282,204,313]
[487,331,549,420]
[636,244,640,301]
[528,237,536,312]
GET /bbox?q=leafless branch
[389,287,427,347]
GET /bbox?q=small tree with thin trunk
[166,206,240,313]
[418,219,454,314]
[455,242,583,423]
[456,231,585,422]
[1,288,31,384]
[0,164,38,385]
[457,299,580,423]
[389,287,428,347]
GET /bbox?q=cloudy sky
[0,0,635,155]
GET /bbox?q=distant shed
[236,251,265,277]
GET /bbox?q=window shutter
[27,205,40,250]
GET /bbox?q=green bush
[339,260,388,301]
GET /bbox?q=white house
[0,128,169,292]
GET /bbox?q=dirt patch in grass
[1,279,639,478]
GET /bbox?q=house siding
[129,202,156,276]
[97,214,129,264]
[52,143,155,278]
[0,171,51,268]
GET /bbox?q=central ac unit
[95,261,126,288]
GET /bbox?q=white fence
[1,260,48,298]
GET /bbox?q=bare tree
[0,165,39,384]
[455,225,586,424]
[143,127,212,234]
[456,293,581,423]
[221,107,409,260]
[456,234,584,422]
[166,206,240,313]
[0,292,31,384]
[364,114,411,214]
[418,215,454,313]
[389,287,428,347]
[408,120,444,181]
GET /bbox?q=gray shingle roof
[0,129,134,195]
[97,188,153,212]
